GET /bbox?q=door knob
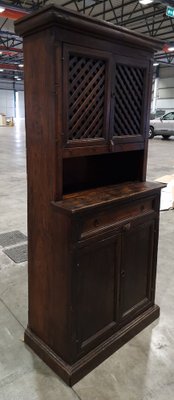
[123,222,131,232]
[93,219,100,227]
[121,270,126,278]
[109,139,114,152]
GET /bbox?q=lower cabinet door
[119,218,156,323]
[73,234,121,356]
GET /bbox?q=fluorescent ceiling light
[139,0,153,5]
[17,78,21,80]
[168,47,174,51]
[19,64,24,68]
[0,6,5,13]
[153,63,159,66]
[0,69,4,72]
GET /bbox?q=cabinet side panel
[23,31,69,359]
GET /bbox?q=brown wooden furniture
[15,5,164,386]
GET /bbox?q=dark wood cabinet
[15,5,164,386]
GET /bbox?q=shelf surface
[52,181,165,215]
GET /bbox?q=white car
[149,112,174,139]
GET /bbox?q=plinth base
[24,305,160,386]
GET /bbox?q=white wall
[159,66,174,79]
[0,79,24,118]
[0,78,25,118]
[0,89,15,117]
[155,66,174,112]
[16,91,25,118]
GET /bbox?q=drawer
[80,197,155,239]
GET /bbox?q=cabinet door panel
[120,219,154,322]
[111,56,149,143]
[62,44,111,148]
[73,235,121,355]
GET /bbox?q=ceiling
[1,0,174,82]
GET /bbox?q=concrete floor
[0,120,174,400]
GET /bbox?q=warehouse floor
[0,120,174,400]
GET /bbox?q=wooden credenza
[15,5,164,386]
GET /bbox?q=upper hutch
[15,5,164,386]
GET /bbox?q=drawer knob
[121,270,126,278]
[94,219,100,227]
[109,140,114,152]
[123,223,131,232]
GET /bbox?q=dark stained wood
[15,4,163,52]
[53,181,165,214]
[15,5,164,386]
[62,152,147,194]
[63,141,144,158]
[62,45,111,145]
[25,304,160,386]
[119,217,155,323]
[72,235,121,356]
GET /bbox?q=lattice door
[66,52,107,142]
[113,64,145,137]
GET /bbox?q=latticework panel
[114,64,144,136]
[68,54,106,140]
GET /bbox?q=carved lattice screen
[114,64,144,136]
[68,54,106,140]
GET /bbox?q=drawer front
[80,197,155,240]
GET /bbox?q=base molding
[24,305,160,386]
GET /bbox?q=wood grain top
[52,181,165,215]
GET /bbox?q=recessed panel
[74,237,120,350]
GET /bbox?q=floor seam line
[0,298,25,329]
[0,287,9,298]
[72,387,82,400]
